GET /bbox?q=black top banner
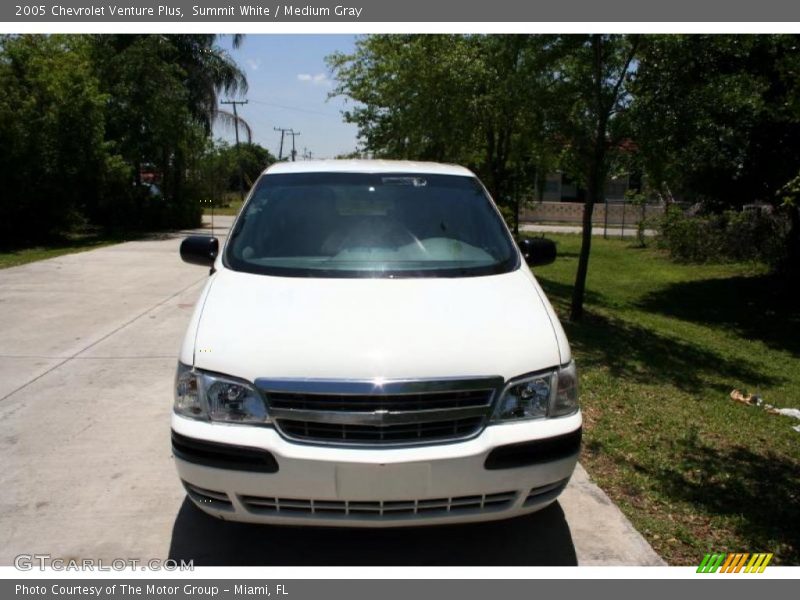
[4,0,800,22]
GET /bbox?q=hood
[192,267,562,383]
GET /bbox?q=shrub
[498,202,518,231]
[657,204,789,266]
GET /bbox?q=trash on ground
[730,389,762,406]
[730,389,800,433]
[775,407,800,420]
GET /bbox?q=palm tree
[214,108,253,144]
[170,35,249,133]
[153,35,252,205]
[89,34,252,215]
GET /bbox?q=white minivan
[173,160,581,526]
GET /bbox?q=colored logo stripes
[697,553,773,573]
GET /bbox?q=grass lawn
[533,235,800,565]
[203,194,244,217]
[0,234,124,269]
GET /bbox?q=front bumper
[171,411,581,527]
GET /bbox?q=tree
[630,34,800,278]
[329,35,641,317]
[194,140,237,206]
[0,35,116,246]
[547,35,639,321]
[225,142,276,190]
[89,35,194,219]
[87,34,248,229]
[777,174,800,280]
[327,35,558,207]
[193,140,276,206]
[171,35,248,133]
[328,35,477,162]
[0,34,250,245]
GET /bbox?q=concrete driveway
[0,219,663,566]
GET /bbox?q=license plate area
[335,463,431,500]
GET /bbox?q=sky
[212,35,361,160]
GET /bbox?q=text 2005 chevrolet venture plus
[173,160,581,526]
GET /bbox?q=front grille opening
[268,389,492,412]
[523,478,570,507]
[316,507,348,515]
[183,482,234,512]
[484,491,518,508]
[238,491,517,519]
[277,416,484,445]
[259,379,500,447]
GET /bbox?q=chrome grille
[267,389,492,412]
[255,377,502,446]
[278,416,484,443]
[239,491,517,519]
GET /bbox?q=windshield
[224,172,518,278]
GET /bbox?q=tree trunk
[786,202,800,287]
[570,35,607,322]
[569,34,637,321]
[570,167,599,321]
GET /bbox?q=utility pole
[274,127,293,161]
[302,147,313,160]
[288,129,301,162]
[221,99,248,202]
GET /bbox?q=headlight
[174,363,269,424]
[174,362,203,417]
[493,372,554,421]
[551,360,579,417]
[492,360,579,422]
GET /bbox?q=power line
[249,98,341,119]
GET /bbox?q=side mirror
[180,236,219,267]
[518,237,557,267]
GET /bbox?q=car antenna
[208,198,216,276]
